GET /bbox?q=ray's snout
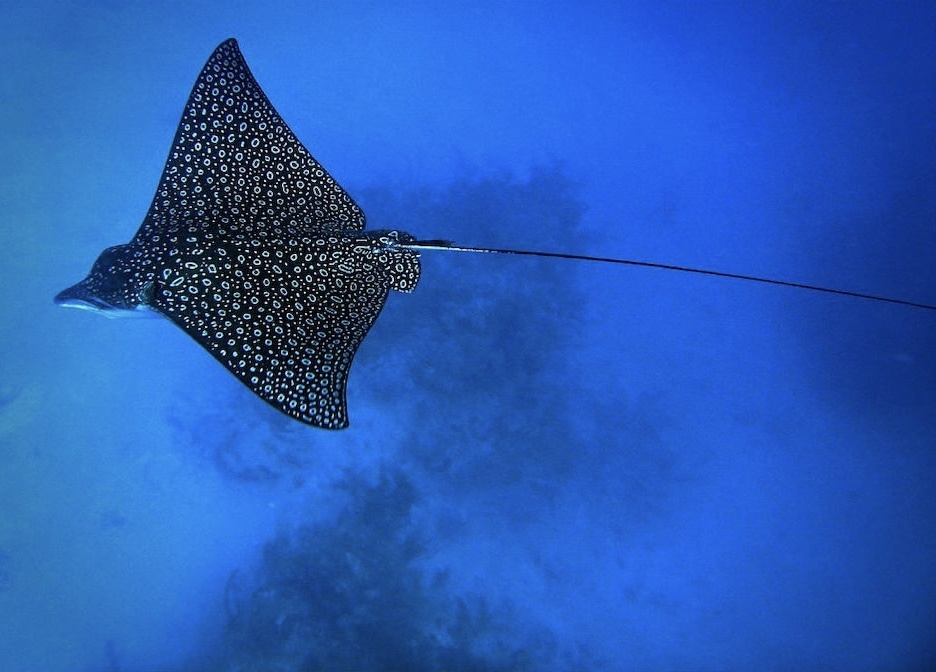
[54,280,107,313]
[54,279,155,318]
[54,281,88,306]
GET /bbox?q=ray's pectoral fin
[148,235,408,430]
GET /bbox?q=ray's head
[54,243,156,318]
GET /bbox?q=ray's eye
[94,244,131,270]
[137,282,156,304]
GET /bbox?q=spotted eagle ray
[55,39,935,429]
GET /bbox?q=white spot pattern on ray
[55,39,420,429]
[138,39,365,241]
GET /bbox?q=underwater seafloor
[1,2,935,671]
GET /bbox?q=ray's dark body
[55,39,420,429]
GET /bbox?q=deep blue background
[1,2,934,670]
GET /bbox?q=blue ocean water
[1,1,935,670]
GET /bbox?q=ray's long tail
[402,240,936,312]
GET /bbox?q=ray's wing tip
[298,410,349,430]
[210,38,241,59]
